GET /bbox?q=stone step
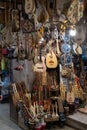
[66,112,87,130]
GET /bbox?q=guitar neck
[56,38,61,55]
[55,102,58,115]
[39,46,42,62]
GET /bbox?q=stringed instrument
[46,47,58,69]
[33,52,46,72]
[16,82,24,99]
[60,83,66,101]
[56,39,61,57]
[11,83,20,106]
[24,0,35,15]
[12,9,20,32]
[55,102,59,118]
[53,26,61,57]
[73,24,86,45]
[46,0,52,17]
[72,24,86,55]
[35,0,49,24]
[33,47,38,64]
[73,42,82,55]
[21,103,38,124]
[76,44,82,55]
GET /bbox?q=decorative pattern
[67,0,84,24]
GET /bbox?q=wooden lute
[46,47,58,69]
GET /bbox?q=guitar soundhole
[49,60,54,64]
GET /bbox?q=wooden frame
[21,18,35,33]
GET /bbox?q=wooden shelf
[45,117,59,122]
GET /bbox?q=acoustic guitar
[33,46,46,72]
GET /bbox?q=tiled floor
[0,103,21,130]
[0,103,77,130]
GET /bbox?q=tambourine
[63,34,70,43]
[61,42,71,54]
[60,54,72,66]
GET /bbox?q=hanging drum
[60,53,72,66]
[61,42,71,54]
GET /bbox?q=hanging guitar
[53,26,61,57]
[33,45,46,72]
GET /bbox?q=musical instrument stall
[1,0,87,130]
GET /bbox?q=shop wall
[12,59,35,92]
